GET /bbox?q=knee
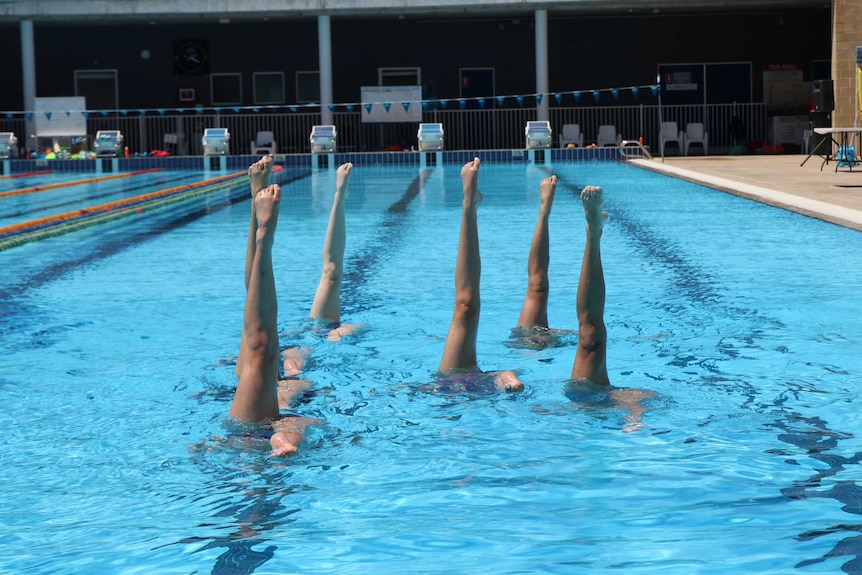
[526,274,549,297]
[453,293,480,321]
[244,329,280,365]
[320,261,342,284]
[577,323,606,352]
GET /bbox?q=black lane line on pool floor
[774,410,862,574]
[0,169,314,343]
[556,178,786,387]
[340,168,434,315]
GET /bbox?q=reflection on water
[772,411,862,573]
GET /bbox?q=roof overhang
[0,0,832,24]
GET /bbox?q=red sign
[178,88,197,102]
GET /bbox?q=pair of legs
[519,179,652,429]
[516,176,610,386]
[229,157,355,456]
[309,162,359,342]
[438,158,523,392]
[228,159,305,456]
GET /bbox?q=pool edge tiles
[0,147,623,176]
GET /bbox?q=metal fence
[0,103,768,157]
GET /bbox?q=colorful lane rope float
[0,170,249,252]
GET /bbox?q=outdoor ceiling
[0,0,831,23]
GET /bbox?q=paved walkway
[630,154,862,231]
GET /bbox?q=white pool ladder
[619,140,653,160]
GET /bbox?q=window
[379,67,421,87]
[74,69,118,110]
[211,73,242,106]
[296,71,320,104]
[253,72,284,105]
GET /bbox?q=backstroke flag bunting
[4,84,660,118]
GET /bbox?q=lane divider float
[0,170,53,180]
[0,168,163,199]
[0,170,249,252]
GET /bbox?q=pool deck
[630,154,862,232]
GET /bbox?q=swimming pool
[1,159,860,574]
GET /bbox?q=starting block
[417,123,444,151]
[93,130,123,157]
[0,132,17,158]
[525,121,552,150]
[202,128,230,156]
[309,125,337,153]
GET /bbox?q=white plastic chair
[163,132,186,155]
[684,123,708,156]
[525,121,552,149]
[251,131,277,155]
[596,125,622,147]
[559,124,584,148]
[660,122,683,156]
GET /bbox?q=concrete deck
[630,154,862,232]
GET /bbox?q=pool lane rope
[0,168,163,198]
[0,171,248,252]
[0,169,53,181]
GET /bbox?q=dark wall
[0,7,831,112]
[547,9,831,105]
[330,17,539,105]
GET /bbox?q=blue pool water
[1,159,861,574]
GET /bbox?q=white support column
[318,15,334,126]
[535,9,549,123]
[21,20,37,154]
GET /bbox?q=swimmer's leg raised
[237,156,273,377]
[244,156,273,290]
[571,185,610,386]
[310,162,353,323]
[229,184,282,422]
[516,175,557,329]
[439,158,483,373]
